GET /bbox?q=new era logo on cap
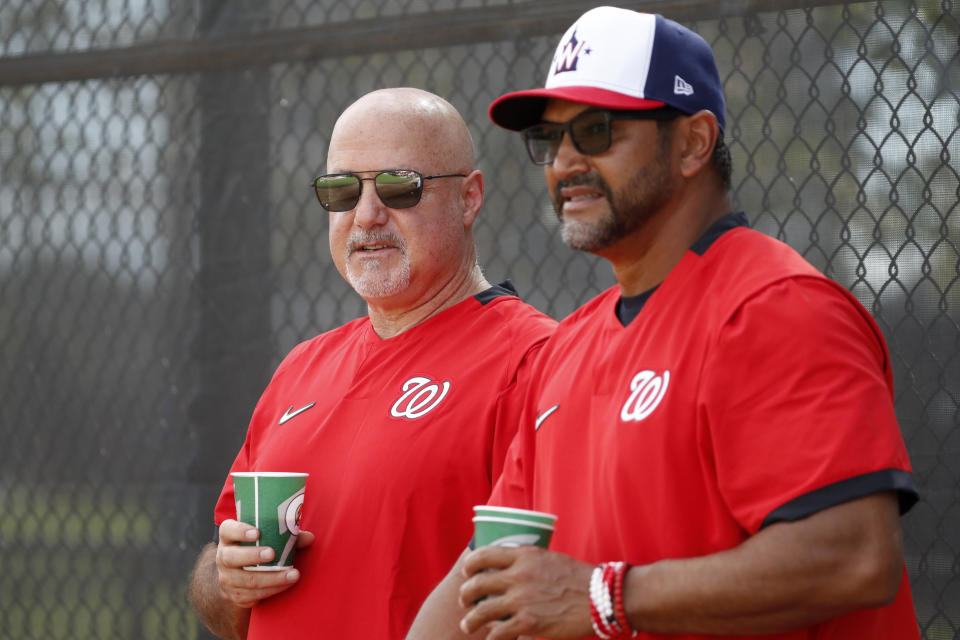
[489,7,726,132]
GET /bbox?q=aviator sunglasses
[312,169,467,212]
[521,107,684,165]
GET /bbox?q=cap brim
[489,86,666,131]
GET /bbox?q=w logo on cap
[553,30,589,74]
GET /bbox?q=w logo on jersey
[553,30,589,74]
[620,370,670,422]
[390,376,451,419]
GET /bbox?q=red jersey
[492,219,919,639]
[214,283,556,639]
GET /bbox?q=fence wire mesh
[0,1,958,638]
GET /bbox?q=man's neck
[601,190,732,297]
[367,264,491,339]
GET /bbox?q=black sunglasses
[521,108,684,165]
[312,169,467,212]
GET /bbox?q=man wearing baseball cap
[408,6,919,640]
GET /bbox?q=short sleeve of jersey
[487,414,532,511]
[487,340,548,486]
[702,276,917,534]
[487,344,548,511]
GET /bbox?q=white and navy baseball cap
[489,6,726,132]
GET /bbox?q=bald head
[328,88,475,175]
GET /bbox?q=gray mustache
[347,232,407,254]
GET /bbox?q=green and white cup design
[472,505,557,549]
[231,472,308,571]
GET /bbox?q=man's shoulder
[461,282,557,339]
[691,227,882,340]
[481,294,556,328]
[274,316,369,372]
[686,226,833,307]
[413,287,556,379]
[459,295,556,366]
[306,315,369,346]
[555,286,619,330]
[710,226,822,280]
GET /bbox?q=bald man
[188,88,556,639]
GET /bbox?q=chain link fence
[0,1,957,638]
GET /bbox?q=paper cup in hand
[472,505,557,549]
[231,472,308,571]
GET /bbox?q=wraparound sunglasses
[312,169,467,212]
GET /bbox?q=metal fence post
[187,0,274,561]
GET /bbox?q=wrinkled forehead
[327,141,433,173]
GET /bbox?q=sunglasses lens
[315,174,361,211]
[570,111,612,155]
[523,125,563,165]
[375,170,423,208]
[521,111,612,165]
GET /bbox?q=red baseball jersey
[214,283,556,639]
[491,219,919,639]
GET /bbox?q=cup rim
[473,505,557,521]
[472,515,556,531]
[231,472,309,478]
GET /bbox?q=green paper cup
[231,472,308,571]
[472,505,557,549]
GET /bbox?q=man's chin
[347,270,411,300]
[560,220,615,253]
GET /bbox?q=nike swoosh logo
[278,402,316,425]
[535,404,559,431]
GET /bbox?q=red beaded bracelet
[603,563,621,632]
[612,562,635,637]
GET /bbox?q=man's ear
[677,110,720,180]
[461,170,484,228]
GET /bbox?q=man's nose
[352,182,389,229]
[549,132,590,177]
